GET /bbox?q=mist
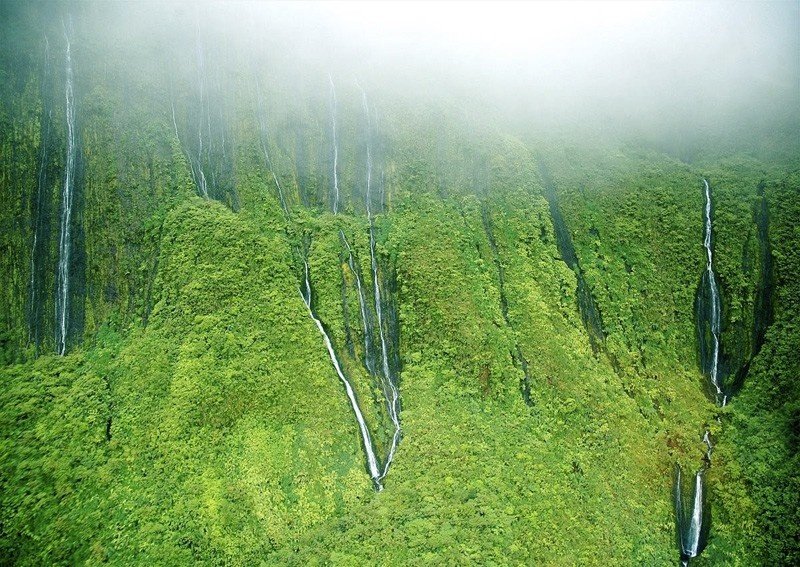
[206,0,800,150]
[3,0,799,157]
[2,2,800,563]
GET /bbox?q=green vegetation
[1,2,797,565]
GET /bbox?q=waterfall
[167,15,236,207]
[702,179,724,404]
[341,231,376,375]
[255,77,288,215]
[360,83,373,216]
[169,93,200,193]
[193,19,209,198]
[371,220,401,477]
[686,470,704,557]
[673,178,727,565]
[329,74,340,214]
[55,24,77,356]
[300,259,383,489]
[702,430,713,463]
[359,83,401,480]
[675,464,707,564]
[255,92,385,488]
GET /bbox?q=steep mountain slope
[1,2,797,565]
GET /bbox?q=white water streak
[359,83,401,480]
[193,18,209,198]
[56,26,76,356]
[329,75,340,214]
[702,430,713,462]
[301,260,382,488]
[255,77,288,215]
[702,179,723,403]
[253,72,379,488]
[170,96,202,190]
[341,231,375,375]
[686,470,704,557]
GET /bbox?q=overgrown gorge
[1,2,798,565]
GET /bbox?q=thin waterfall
[193,18,209,198]
[55,23,77,356]
[329,74,340,214]
[341,231,375,375]
[686,470,704,556]
[170,88,201,192]
[258,93,383,488]
[255,77,288,214]
[217,65,227,160]
[359,83,401,480]
[171,16,235,207]
[702,430,713,463]
[29,34,52,348]
[300,260,383,488]
[674,464,708,565]
[674,178,726,565]
[170,96,180,144]
[675,465,685,561]
[702,178,724,404]
[678,177,770,562]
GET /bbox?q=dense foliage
[1,2,797,565]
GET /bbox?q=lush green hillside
[1,2,798,565]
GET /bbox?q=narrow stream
[255,77,288,214]
[55,23,77,356]
[701,178,725,405]
[329,74,340,214]
[193,19,209,198]
[300,259,383,488]
[341,231,376,375]
[257,85,388,488]
[360,84,401,480]
[675,465,707,566]
[675,178,722,565]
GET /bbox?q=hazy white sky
[258,1,798,91]
[158,0,799,139]
[319,0,669,57]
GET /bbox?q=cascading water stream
[300,260,383,488]
[359,84,401,479]
[702,178,724,405]
[217,66,227,160]
[256,92,385,488]
[341,231,376,375]
[193,19,209,198]
[686,470,704,556]
[675,178,729,565]
[702,430,713,463]
[675,465,706,566]
[371,223,401,476]
[169,84,204,195]
[329,74,340,214]
[255,77,288,214]
[55,23,76,356]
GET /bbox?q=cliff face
[1,3,797,565]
